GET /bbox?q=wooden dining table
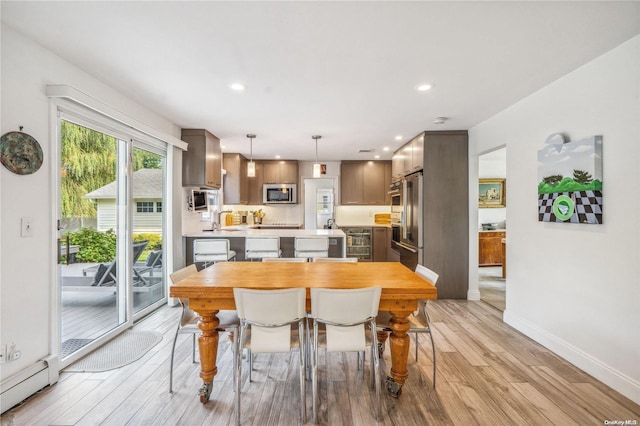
[169,261,437,402]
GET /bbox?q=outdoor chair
[61,240,151,292]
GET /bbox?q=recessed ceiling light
[221,145,226,149]
[415,83,432,92]
[433,116,448,124]
[383,147,389,152]
[230,83,245,91]
[275,155,281,159]
[394,135,403,141]
[374,155,380,159]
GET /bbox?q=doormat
[61,338,93,358]
[64,330,162,372]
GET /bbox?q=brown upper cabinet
[223,158,295,204]
[262,160,298,184]
[340,160,391,205]
[392,133,424,180]
[181,129,222,189]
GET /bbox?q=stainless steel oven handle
[395,241,417,253]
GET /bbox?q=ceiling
[2,2,639,161]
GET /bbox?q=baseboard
[467,288,481,300]
[504,309,640,405]
[0,356,59,414]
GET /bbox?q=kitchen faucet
[211,210,232,231]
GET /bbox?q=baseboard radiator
[1,356,59,414]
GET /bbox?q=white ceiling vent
[358,149,375,153]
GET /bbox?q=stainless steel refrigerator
[393,172,423,271]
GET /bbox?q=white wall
[0,24,180,383]
[468,36,640,403]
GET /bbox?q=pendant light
[312,135,322,178]
[247,134,256,177]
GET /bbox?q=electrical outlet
[9,350,21,361]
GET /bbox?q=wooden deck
[61,263,164,349]
[3,300,638,425]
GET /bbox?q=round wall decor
[0,131,44,175]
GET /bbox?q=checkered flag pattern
[538,190,602,224]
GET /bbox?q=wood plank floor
[2,300,638,425]
[478,266,505,312]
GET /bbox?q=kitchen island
[184,228,346,262]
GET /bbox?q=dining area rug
[64,330,162,372]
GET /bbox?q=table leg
[385,309,412,398]
[197,310,220,403]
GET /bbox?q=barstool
[193,239,236,268]
[245,236,281,261]
[294,236,329,261]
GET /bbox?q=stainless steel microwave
[263,183,297,204]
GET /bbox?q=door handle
[396,242,417,253]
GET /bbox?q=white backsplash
[223,204,304,225]
[335,205,391,227]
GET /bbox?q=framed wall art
[479,178,506,208]
[537,134,602,224]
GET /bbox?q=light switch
[21,217,33,237]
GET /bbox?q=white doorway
[303,178,336,229]
[478,147,506,311]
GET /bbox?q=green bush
[65,228,116,263]
[133,233,162,250]
[63,228,163,263]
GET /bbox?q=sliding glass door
[131,145,166,315]
[57,117,168,366]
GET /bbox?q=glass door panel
[132,146,166,314]
[59,120,127,360]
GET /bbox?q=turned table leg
[196,310,220,403]
[385,309,412,398]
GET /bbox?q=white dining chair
[376,264,439,388]
[294,236,329,261]
[193,239,236,268]
[310,287,382,423]
[168,264,239,393]
[245,236,281,261]
[233,288,307,425]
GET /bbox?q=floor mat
[63,330,162,372]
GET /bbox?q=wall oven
[263,183,297,204]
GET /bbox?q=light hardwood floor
[2,300,638,425]
[478,267,506,312]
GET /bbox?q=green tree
[61,121,117,218]
[542,174,563,186]
[133,150,162,170]
[573,169,593,185]
[61,122,163,219]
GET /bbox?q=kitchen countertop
[184,228,346,238]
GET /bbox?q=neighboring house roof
[85,168,163,199]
